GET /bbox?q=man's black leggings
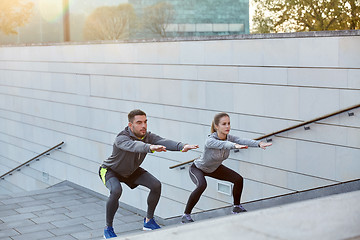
[184,163,244,214]
[105,171,161,227]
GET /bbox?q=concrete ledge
[1,30,359,47]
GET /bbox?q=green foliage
[252,0,360,33]
[0,0,34,35]
[83,3,136,41]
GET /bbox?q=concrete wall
[0,31,359,219]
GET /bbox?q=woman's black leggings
[105,172,161,226]
[184,163,244,214]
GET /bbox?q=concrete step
[160,178,360,225]
[113,190,360,240]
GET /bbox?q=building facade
[130,0,249,38]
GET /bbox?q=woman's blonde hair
[211,112,230,133]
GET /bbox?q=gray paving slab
[0,237,13,240]
[0,209,18,218]
[0,203,21,212]
[0,228,19,238]
[64,208,103,218]
[61,189,81,196]
[77,196,101,204]
[70,228,104,240]
[0,219,35,230]
[15,204,51,214]
[31,213,70,224]
[48,224,91,236]
[51,217,91,228]
[0,213,37,223]
[11,230,55,240]
[15,222,56,234]
[32,207,70,217]
[83,213,106,222]
[1,196,35,205]
[83,220,106,230]
[43,235,77,240]
[117,208,138,216]
[31,192,65,200]
[48,194,84,203]
[47,199,83,208]
[0,194,11,200]
[82,217,129,231]
[10,186,73,198]
[115,221,144,234]
[119,214,144,223]
[17,199,53,208]
[66,202,104,212]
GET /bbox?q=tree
[252,0,360,33]
[0,0,34,35]
[143,2,175,38]
[83,4,136,41]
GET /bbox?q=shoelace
[239,205,246,210]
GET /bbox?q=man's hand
[181,144,199,152]
[150,145,167,152]
[235,144,248,149]
[259,142,272,149]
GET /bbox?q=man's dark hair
[128,109,146,123]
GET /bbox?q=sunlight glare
[38,0,70,23]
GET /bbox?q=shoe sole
[104,235,117,239]
[231,211,247,214]
[143,227,161,231]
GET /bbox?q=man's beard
[134,128,146,139]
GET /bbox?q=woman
[182,112,272,223]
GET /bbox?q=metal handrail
[170,103,360,169]
[0,141,65,179]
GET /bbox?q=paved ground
[0,182,145,240]
[1,180,359,240]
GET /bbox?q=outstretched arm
[149,144,199,153]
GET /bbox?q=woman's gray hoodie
[102,126,185,177]
[194,132,260,173]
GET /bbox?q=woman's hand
[259,142,272,149]
[235,144,248,149]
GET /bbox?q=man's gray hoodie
[102,126,185,178]
[194,132,260,173]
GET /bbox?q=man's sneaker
[181,214,194,224]
[232,204,247,214]
[143,218,161,230]
[104,226,117,239]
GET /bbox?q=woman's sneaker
[143,218,161,230]
[104,226,117,239]
[232,204,247,214]
[181,214,194,224]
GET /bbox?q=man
[99,109,199,238]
